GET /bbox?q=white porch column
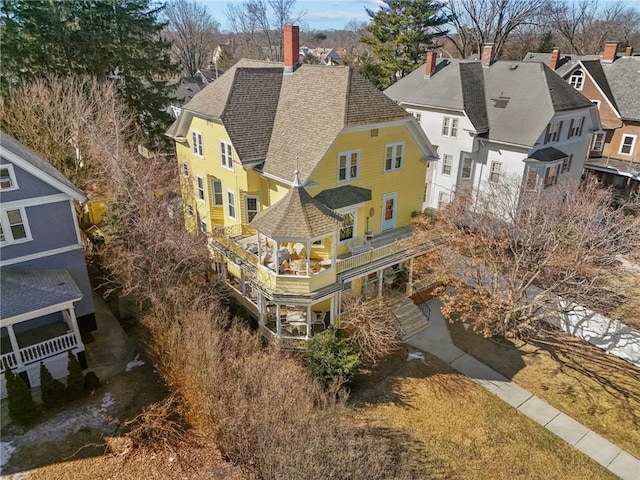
[257,232,262,264]
[329,296,335,327]
[378,269,384,298]
[258,293,265,325]
[276,304,282,336]
[6,325,24,369]
[331,234,337,268]
[305,240,310,275]
[63,306,83,348]
[306,306,311,338]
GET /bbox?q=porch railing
[0,352,18,373]
[19,332,78,366]
[336,242,402,273]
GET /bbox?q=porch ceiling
[1,269,82,323]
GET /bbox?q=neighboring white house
[385,45,602,211]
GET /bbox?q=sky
[197,0,384,32]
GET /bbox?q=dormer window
[0,164,18,191]
[569,70,584,90]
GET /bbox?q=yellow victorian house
[167,26,438,347]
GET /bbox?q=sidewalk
[405,298,640,480]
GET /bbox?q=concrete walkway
[406,298,640,480]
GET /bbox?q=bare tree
[163,0,220,76]
[542,0,640,55]
[225,0,304,62]
[412,177,640,341]
[442,0,545,59]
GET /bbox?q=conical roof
[250,172,343,239]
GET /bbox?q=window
[191,131,203,156]
[384,143,403,171]
[187,204,194,216]
[441,154,452,175]
[569,70,584,90]
[592,133,605,151]
[561,154,573,173]
[567,117,584,138]
[544,121,563,143]
[619,134,636,155]
[591,100,600,109]
[544,164,560,187]
[437,192,451,209]
[412,112,421,122]
[220,140,233,169]
[211,179,223,206]
[369,128,379,137]
[525,168,539,191]
[196,176,205,201]
[0,165,17,190]
[0,208,31,244]
[489,161,502,183]
[245,196,259,223]
[460,155,473,180]
[338,150,359,181]
[441,117,458,137]
[181,162,189,177]
[199,220,208,234]
[227,191,236,218]
[339,210,355,242]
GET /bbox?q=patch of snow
[1,442,16,469]
[407,352,424,361]
[462,322,470,330]
[125,354,145,372]
[100,392,115,411]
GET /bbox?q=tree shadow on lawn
[349,344,475,409]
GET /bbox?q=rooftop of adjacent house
[1,269,82,321]
[0,132,87,201]
[249,172,343,239]
[523,51,640,122]
[170,76,205,105]
[168,59,412,182]
[385,59,594,147]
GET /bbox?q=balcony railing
[0,332,79,373]
[336,242,402,273]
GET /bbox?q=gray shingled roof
[523,52,640,121]
[386,60,594,147]
[314,185,372,210]
[1,269,82,320]
[263,65,410,183]
[528,147,567,162]
[250,182,343,239]
[0,132,86,201]
[170,77,204,107]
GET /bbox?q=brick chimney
[624,46,634,57]
[425,50,437,77]
[549,47,560,70]
[481,44,494,68]
[602,41,619,63]
[283,25,300,74]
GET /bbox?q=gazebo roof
[250,172,343,239]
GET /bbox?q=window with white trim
[245,196,259,223]
[0,207,31,244]
[227,191,236,219]
[525,168,539,191]
[211,179,223,206]
[0,165,18,191]
[561,154,573,173]
[220,140,233,169]
[567,117,584,138]
[460,155,473,180]
[437,192,451,209]
[619,134,636,155]
[489,161,502,183]
[592,132,605,151]
[441,117,458,137]
[199,219,208,234]
[191,131,203,156]
[569,70,584,90]
[441,154,452,175]
[384,143,403,171]
[338,150,359,181]
[339,210,355,242]
[544,164,560,187]
[196,176,205,201]
[181,162,189,177]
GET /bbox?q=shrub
[304,329,360,389]
[39,362,66,407]
[83,371,101,393]
[66,351,85,400]
[4,367,37,425]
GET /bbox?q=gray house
[1,132,96,398]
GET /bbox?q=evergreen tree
[4,367,37,426]
[0,0,178,146]
[537,31,554,53]
[363,0,448,88]
[39,362,66,408]
[66,351,85,400]
[304,329,360,389]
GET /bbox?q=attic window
[0,164,18,191]
[369,128,379,138]
[569,70,584,90]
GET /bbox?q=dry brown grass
[600,269,640,330]
[351,346,618,480]
[449,321,640,459]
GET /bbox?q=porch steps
[393,298,431,340]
